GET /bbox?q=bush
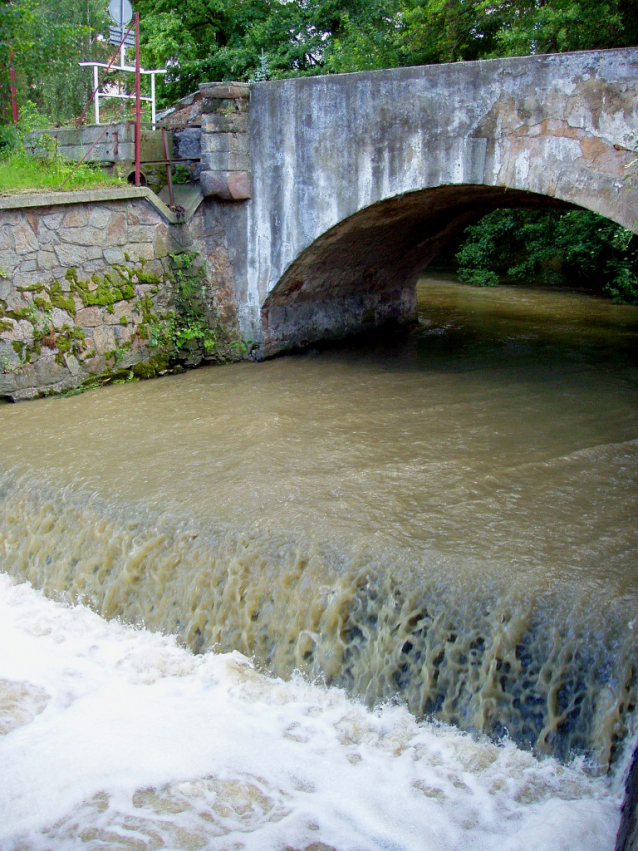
[455,208,638,304]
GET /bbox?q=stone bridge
[2,48,638,399]
[195,47,638,355]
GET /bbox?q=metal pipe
[162,127,174,206]
[134,12,141,186]
[9,58,18,123]
[93,65,100,124]
[151,73,156,129]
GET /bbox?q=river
[1,277,637,850]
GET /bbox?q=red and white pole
[134,11,141,185]
[9,55,18,123]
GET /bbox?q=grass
[0,149,122,196]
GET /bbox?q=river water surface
[1,278,637,850]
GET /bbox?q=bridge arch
[236,49,638,353]
[261,184,578,355]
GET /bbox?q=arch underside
[261,184,571,356]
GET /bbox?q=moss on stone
[49,280,76,316]
[16,283,45,293]
[11,340,25,361]
[137,271,161,285]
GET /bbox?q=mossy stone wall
[0,193,239,400]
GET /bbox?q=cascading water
[1,278,637,850]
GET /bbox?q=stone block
[103,247,126,264]
[0,277,12,301]
[54,243,103,266]
[140,259,164,278]
[12,270,48,289]
[128,202,161,226]
[125,243,155,262]
[37,228,60,246]
[1,251,20,277]
[0,228,11,251]
[201,132,249,154]
[127,225,156,243]
[106,213,128,245]
[200,170,252,201]
[51,307,74,330]
[0,374,18,396]
[0,318,19,342]
[62,207,89,228]
[18,259,38,273]
[0,340,21,370]
[35,355,65,386]
[174,128,201,159]
[59,226,107,247]
[83,260,107,274]
[6,291,28,311]
[115,324,136,346]
[64,353,81,376]
[37,251,57,271]
[91,325,116,355]
[76,307,103,328]
[201,151,250,171]
[88,208,113,229]
[104,300,134,325]
[26,211,40,234]
[39,212,64,230]
[201,113,249,134]
[13,223,39,254]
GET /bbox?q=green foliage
[485,0,628,57]
[136,0,404,103]
[150,252,220,357]
[456,208,638,304]
[172,164,192,185]
[130,0,638,104]
[1,0,110,126]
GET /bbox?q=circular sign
[108,0,133,25]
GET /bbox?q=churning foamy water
[0,575,624,851]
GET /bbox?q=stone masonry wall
[0,189,239,401]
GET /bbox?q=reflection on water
[0,278,637,769]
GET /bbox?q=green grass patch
[0,149,121,196]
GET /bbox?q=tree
[0,0,109,128]
[456,209,638,304]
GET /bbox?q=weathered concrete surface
[240,48,638,354]
[26,125,171,191]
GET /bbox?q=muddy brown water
[1,277,637,770]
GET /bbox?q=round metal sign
[108,0,133,25]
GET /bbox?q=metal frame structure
[76,12,168,187]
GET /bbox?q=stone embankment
[0,186,239,401]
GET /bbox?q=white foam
[0,574,620,851]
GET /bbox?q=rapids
[1,277,637,849]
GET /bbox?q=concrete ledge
[199,82,250,99]
[0,186,183,224]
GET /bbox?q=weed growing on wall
[1,251,248,396]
